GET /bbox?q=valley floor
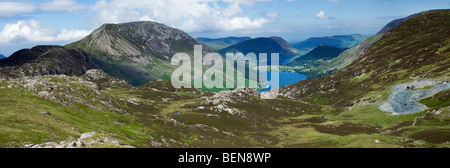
[0,71,448,148]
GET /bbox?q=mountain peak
[66,21,215,86]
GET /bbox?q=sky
[0,0,449,56]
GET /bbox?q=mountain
[285,45,347,79]
[291,33,384,79]
[0,54,5,59]
[0,45,94,79]
[196,36,251,50]
[287,45,347,67]
[377,13,419,34]
[65,21,216,86]
[292,34,370,54]
[218,36,299,60]
[281,10,450,108]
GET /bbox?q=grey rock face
[379,80,450,114]
[24,131,134,148]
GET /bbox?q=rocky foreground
[25,132,134,148]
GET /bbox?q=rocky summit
[65,21,216,86]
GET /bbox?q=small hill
[0,45,94,79]
[218,36,299,60]
[197,36,251,50]
[292,34,370,54]
[0,54,5,59]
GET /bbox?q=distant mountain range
[65,21,216,86]
[197,36,251,50]
[0,54,5,59]
[218,36,300,60]
[292,34,371,54]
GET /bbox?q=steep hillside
[292,34,370,54]
[218,36,299,60]
[197,36,251,50]
[377,13,419,34]
[280,10,450,108]
[0,45,94,79]
[65,21,216,86]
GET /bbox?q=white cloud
[326,25,340,29]
[41,0,87,12]
[315,11,330,19]
[0,2,36,17]
[0,20,91,43]
[89,0,277,32]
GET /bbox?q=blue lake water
[258,54,307,93]
[259,71,307,93]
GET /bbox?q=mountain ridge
[218,36,299,60]
[292,34,370,54]
[0,45,95,79]
[196,36,251,50]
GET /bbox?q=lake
[258,54,307,93]
[259,71,307,93]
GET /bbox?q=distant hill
[0,45,94,79]
[0,54,5,59]
[197,36,251,50]
[218,36,299,60]
[288,45,347,66]
[65,21,216,86]
[285,45,347,79]
[292,34,370,54]
[317,34,384,74]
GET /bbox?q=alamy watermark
[171,45,279,99]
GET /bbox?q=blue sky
[0,0,449,56]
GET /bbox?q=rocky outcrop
[24,132,134,148]
[379,80,450,114]
[83,69,129,89]
[201,87,259,115]
[0,45,94,79]
[5,74,124,113]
